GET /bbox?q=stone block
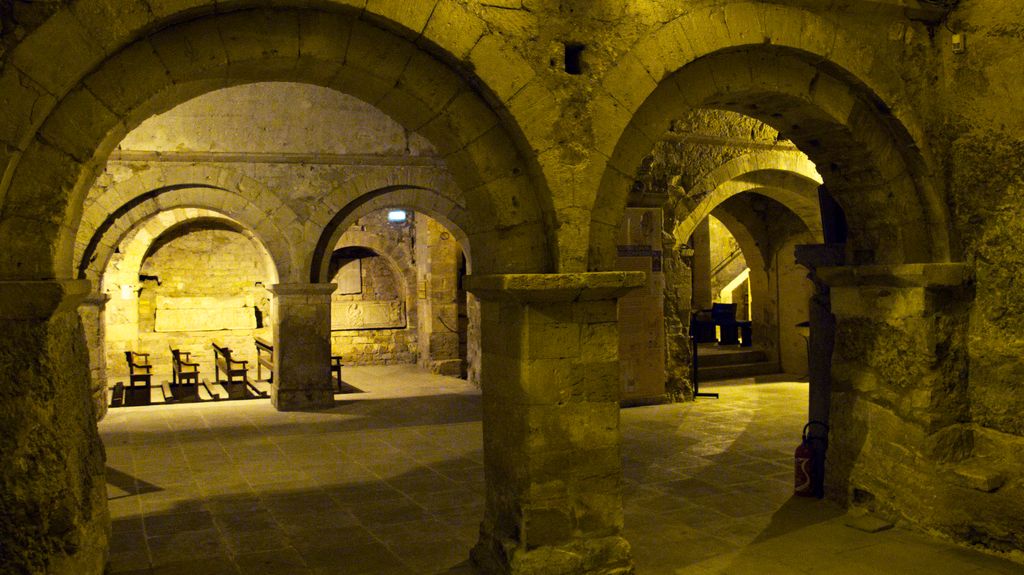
[423,90,499,155]
[421,0,487,61]
[522,505,573,548]
[606,123,654,180]
[580,322,618,363]
[366,0,438,36]
[346,22,414,85]
[602,52,657,113]
[150,17,229,82]
[468,33,535,103]
[0,67,55,149]
[5,140,81,225]
[527,322,580,360]
[71,0,153,52]
[12,9,104,96]
[523,358,582,404]
[39,87,118,163]
[507,79,561,152]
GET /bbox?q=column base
[471,532,633,575]
[271,388,334,411]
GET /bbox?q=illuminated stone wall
[106,220,273,380]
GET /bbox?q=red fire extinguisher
[795,421,828,497]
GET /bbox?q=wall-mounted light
[387,210,407,223]
[120,284,134,300]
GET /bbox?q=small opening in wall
[564,43,585,75]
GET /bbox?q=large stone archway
[0,6,557,574]
[587,5,952,270]
[588,5,972,552]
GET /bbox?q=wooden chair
[124,351,153,388]
[122,351,153,406]
[254,337,273,382]
[169,348,200,385]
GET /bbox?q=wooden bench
[253,337,344,393]
[255,337,273,382]
[213,342,267,400]
[121,351,153,406]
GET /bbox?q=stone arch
[77,183,295,284]
[102,207,278,292]
[0,4,552,283]
[312,185,472,283]
[589,3,952,270]
[673,151,825,246]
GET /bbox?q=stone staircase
[695,345,781,381]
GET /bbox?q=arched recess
[311,185,472,283]
[589,5,953,271]
[0,5,552,283]
[78,183,296,284]
[99,208,278,377]
[326,237,419,366]
[672,152,825,245]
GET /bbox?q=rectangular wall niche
[154,296,257,332]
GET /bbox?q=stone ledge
[465,272,647,303]
[818,263,971,288]
[270,282,337,296]
[0,279,91,319]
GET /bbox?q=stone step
[698,361,782,381]
[696,348,768,367]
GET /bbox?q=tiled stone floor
[100,366,1023,574]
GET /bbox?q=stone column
[78,292,111,421]
[817,263,972,509]
[466,272,645,575]
[270,283,336,411]
[0,279,109,575]
[795,244,844,498]
[416,217,463,376]
[691,217,713,310]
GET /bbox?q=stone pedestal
[78,292,111,421]
[466,272,645,575]
[271,283,336,411]
[691,218,713,310]
[0,279,109,575]
[817,263,972,505]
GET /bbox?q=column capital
[0,279,91,320]
[80,292,111,309]
[270,282,336,297]
[817,262,971,289]
[465,272,646,303]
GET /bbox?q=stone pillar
[78,292,111,421]
[817,263,972,509]
[691,217,713,310]
[416,217,463,376]
[466,272,645,575]
[270,283,336,411]
[0,279,109,575]
[795,244,844,498]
